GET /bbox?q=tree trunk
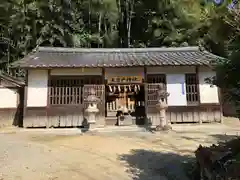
[127,0,133,48]
[116,0,134,48]
[123,0,128,47]
[116,0,123,47]
[88,0,92,47]
[7,36,10,74]
[118,0,129,48]
[98,13,102,48]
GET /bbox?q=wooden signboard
[107,76,142,84]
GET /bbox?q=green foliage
[2,0,240,116]
[204,6,240,117]
[0,0,238,85]
[0,0,210,64]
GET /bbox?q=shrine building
[10,46,222,128]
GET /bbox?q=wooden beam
[102,68,107,118]
[46,69,51,128]
[23,70,28,127]
[144,66,148,125]
[195,66,202,124]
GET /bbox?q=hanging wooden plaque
[107,76,142,84]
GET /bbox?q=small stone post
[155,83,172,131]
[85,89,100,130]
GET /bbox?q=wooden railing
[49,86,82,105]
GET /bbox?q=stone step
[94,126,148,133]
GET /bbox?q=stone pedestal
[156,102,168,127]
[85,104,99,130]
[118,114,133,126]
[84,89,100,131]
[154,83,172,131]
[116,105,133,126]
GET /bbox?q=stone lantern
[84,88,100,130]
[155,83,172,131]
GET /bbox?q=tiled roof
[0,71,25,87]
[11,46,220,68]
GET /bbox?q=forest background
[1,0,240,115]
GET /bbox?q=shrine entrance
[105,76,146,126]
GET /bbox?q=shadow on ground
[171,131,239,145]
[210,134,239,143]
[119,149,194,180]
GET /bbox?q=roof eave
[14,63,212,69]
[9,46,221,69]
[0,75,25,87]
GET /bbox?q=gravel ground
[0,134,96,180]
[0,119,239,180]
[0,133,170,180]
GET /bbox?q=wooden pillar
[23,69,28,127]
[46,69,51,128]
[17,85,25,127]
[196,66,202,124]
[102,68,105,84]
[144,66,148,125]
[218,87,223,123]
[102,68,106,126]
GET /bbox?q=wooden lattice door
[145,83,161,125]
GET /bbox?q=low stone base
[88,123,98,131]
[118,115,134,126]
[162,125,172,131]
[155,125,172,131]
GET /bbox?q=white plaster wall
[27,69,48,107]
[0,88,18,108]
[105,68,144,78]
[51,68,102,76]
[198,67,219,103]
[147,66,195,74]
[166,74,187,106]
[147,67,190,106]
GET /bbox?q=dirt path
[0,133,171,180]
[0,134,105,180]
[0,121,239,180]
[0,132,192,180]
